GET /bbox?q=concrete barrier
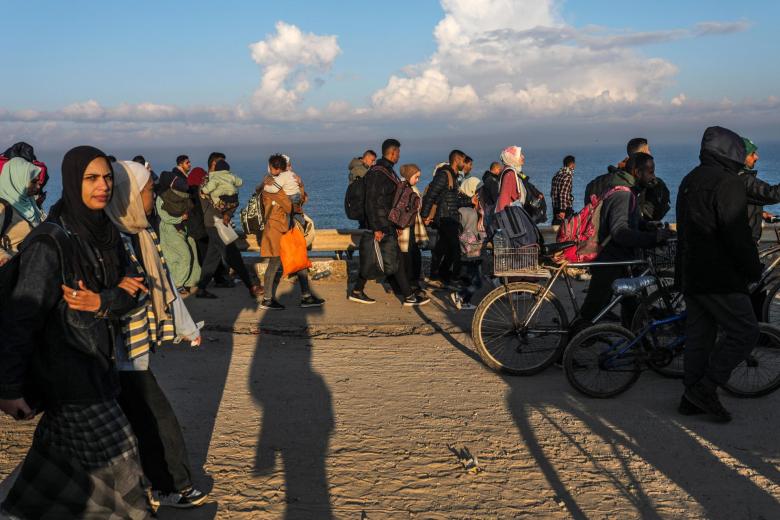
[240,222,779,256]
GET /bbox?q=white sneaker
[460,302,477,311]
[152,488,208,509]
[449,291,463,310]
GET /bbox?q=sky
[1,0,779,150]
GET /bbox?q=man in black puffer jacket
[676,126,761,423]
[421,149,470,287]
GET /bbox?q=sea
[34,141,780,229]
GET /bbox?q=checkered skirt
[1,400,151,519]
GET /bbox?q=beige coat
[0,204,34,263]
[260,189,293,258]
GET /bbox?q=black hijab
[2,141,36,162]
[48,146,123,290]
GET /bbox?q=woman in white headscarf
[495,145,527,213]
[105,160,208,510]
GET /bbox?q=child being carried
[264,154,305,227]
[202,159,243,225]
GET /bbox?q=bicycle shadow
[426,281,780,519]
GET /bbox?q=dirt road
[2,281,779,519]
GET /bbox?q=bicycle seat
[611,276,656,296]
[542,241,576,256]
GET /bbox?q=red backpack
[556,186,634,263]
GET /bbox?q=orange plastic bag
[279,225,312,276]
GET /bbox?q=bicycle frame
[601,312,687,370]
[516,258,656,331]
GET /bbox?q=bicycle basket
[493,244,545,277]
[647,239,677,271]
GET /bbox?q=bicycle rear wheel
[723,323,780,397]
[563,324,642,398]
[631,290,686,378]
[471,282,568,375]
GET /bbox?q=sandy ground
[2,278,780,519]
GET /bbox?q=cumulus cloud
[368,1,751,120]
[0,5,766,144]
[248,21,340,117]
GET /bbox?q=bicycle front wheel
[563,324,642,398]
[724,323,780,398]
[471,282,568,375]
[631,290,686,378]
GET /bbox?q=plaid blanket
[1,401,150,519]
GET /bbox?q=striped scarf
[121,232,175,359]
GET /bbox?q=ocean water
[35,141,780,229]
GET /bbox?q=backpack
[344,175,367,222]
[0,222,74,311]
[556,186,634,263]
[501,168,547,224]
[422,167,455,222]
[388,182,421,229]
[494,204,541,248]
[240,192,265,236]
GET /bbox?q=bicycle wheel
[631,290,686,378]
[761,278,780,325]
[563,323,642,398]
[471,282,568,375]
[723,322,780,397]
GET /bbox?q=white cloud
[248,21,340,117]
[369,0,686,118]
[0,5,768,145]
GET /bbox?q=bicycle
[631,232,780,379]
[471,241,669,376]
[563,291,780,398]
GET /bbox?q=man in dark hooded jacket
[676,126,762,423]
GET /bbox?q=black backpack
[344,176,366,222]
[0,222,74,310]
[521,176,548,224]
[240,192,265,236]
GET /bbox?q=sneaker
[349,290,376,304]
[152,488,208,509]
[195,289,218,299]
[683,382,732,423]
[301,295,325,308]
[259,299,285,310]
[449,291,462,310]
[677,395,704,416]
[460,301,477,311]
[403,294,431,306]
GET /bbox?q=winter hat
[214,159,230,171]
[500,145,524,171]
[400,163,421,181]
[743,137,758,156]
[460,176,483,198]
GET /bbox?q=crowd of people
[0,125,775,516]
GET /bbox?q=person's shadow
[249,272,332,519]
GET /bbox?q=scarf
[0,157,43,224]
[106,161,176,329]
[500,145,524,172]
[120,235,175,359]
[48,145,122,291]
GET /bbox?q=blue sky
[1,0,778,147]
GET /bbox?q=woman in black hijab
[0,146,152,519]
